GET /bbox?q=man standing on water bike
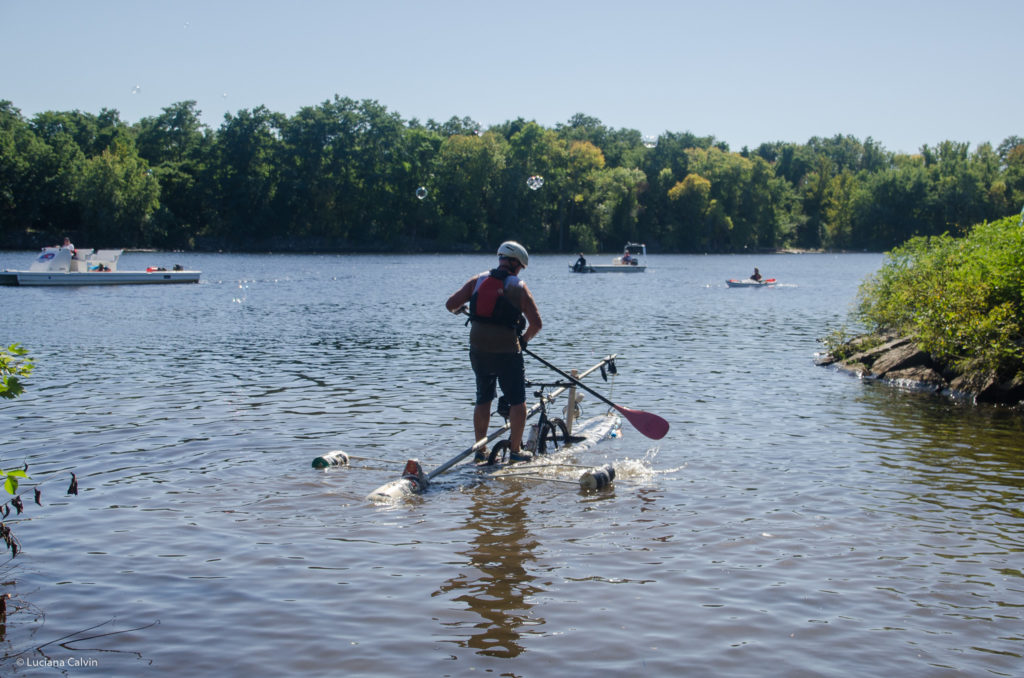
[446,241,542,463]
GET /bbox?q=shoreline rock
[816,334,1024,408]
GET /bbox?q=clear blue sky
[2,0,1021,154]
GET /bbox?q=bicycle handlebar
[525,380,575,389]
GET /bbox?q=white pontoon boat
[0,247,201,286]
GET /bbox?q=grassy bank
[852,215,1024,380]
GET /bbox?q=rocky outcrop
[817,334,1024,407]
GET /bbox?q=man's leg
[474,401,491,442]
[495,351,528,455]
[509,402,526,452]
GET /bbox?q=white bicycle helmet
[497,241,529,267]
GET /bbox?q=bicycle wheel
[489,440,511,465]
[537,418,570,455]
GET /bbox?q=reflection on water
[439,485,537,658]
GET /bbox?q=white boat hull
[570,264,646,273]
[1,246,200,286]
[1,270,200,286]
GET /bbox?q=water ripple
[1,252,1022,676]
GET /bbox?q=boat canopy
[30,247,123,273]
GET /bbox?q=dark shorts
[469,349,526,406]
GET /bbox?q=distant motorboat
[570,243,647,273]
[0,247,201,286]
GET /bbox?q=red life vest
[469,268,524,329]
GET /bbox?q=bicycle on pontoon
[486,380,580,464]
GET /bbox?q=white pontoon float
[313,355,628,502]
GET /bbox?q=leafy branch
[0,344,33,400]
[1,344,79,560]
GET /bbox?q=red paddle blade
[615,405,670,440]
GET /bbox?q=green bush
[855,215,1024,377]
[0,344,33,400]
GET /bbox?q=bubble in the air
[526,175,544,190]
[643,135,658,149]
[416,186,428,200]
[131,85,140,95]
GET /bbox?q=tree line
[1,97,1022,253]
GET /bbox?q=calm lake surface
[1,250,1022,677]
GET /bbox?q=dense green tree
[667,173,711,250]
[1001,141,1024,209]
[134,101,207,164]
[397,124,445,247]
[555,114,645,169]
[742,155,797,250]
[0,103,45,240]
[134,101,214,248]
[798,156,835,249]
[806,134,888,174]
[822,169,859,250]
[588,166,645,249]
[996,135,1024,161]
[0,97,1021,254]
[684,147,763,250]
[75,140,160,246]
[347,99,410,246]
[850,158,932,250]
[773,142,817,186]
[275,97,359,242]
[0,103,86,241]
[496,121,566,249]
[426,115,481,137]
[208,106,286,245]
[553,140,605,250]
[30,108,131,157]
[431,132,506,248]
[642,130,716,185]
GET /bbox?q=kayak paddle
[522,347,670,440]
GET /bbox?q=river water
[1,250,1021,677]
